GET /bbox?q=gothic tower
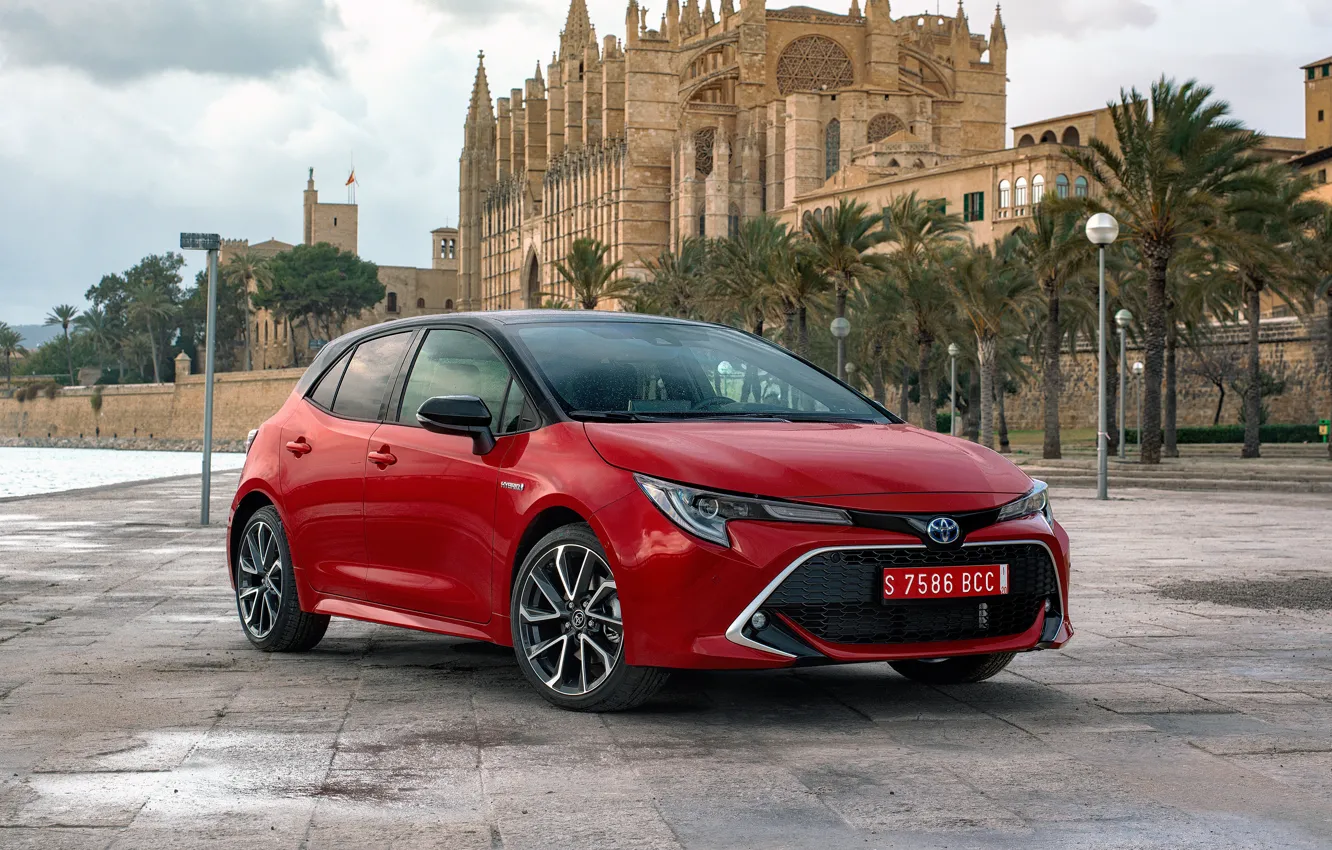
[458,52,496,311]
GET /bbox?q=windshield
[513,321,894,423]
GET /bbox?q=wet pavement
[1,474,1330,849]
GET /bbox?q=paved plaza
[1,473,1330,849]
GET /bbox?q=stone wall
[1004,328,1331,431]
[0,368,304,443]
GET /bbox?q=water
[0,448,246,499]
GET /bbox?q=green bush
[1124,424,1321,444]
[936,412,952,434]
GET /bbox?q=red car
[228,312,1071,711]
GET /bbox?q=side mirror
[416,395,496,455]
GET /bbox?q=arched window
[1061,127,1081,146]
[867,113,905,144]
[416,298,426,309]
[728,204,741,239]
[1039,130,1057,144]
[694,128,716,177]
[1015,177,1028,208]
[825,119,841,179]
[445,298,454,310]
[888,158,900,168]
[1017,134,1035,148]
[912,158,926,169]
[699,212,706,237]
[1074,176,1089,198]
[1055,174,1070,199]
[386,292,398,313]
[998,179,1011,209]
[776,36,854,95]
[824,206,834,226]
[1031,174,1045,204]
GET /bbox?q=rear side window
[332,332,413,421]
[498,379,539,434]
[398,329,514,430]
[308,351,351,411]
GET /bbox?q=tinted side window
[498,379,539,434]
[332,333,413,421]
[308,351,351,411]
[398,329,513,429]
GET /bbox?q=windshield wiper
[568,410,646,422]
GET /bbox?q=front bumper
[590,490,1073,670]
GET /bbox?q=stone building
[222,170,460,369]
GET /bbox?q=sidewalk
[1013,443,1332,493]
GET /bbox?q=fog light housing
[750,611,768,630]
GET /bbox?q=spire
[535,60,545,87]
[955,0,967,25]
[721,0,735,17]
[849,0,861,17]
[703,0,715,28]
[991,3,1006,44]
[561,0,593,57]
[466,51,494,126]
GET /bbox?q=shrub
[90,386,104,414]
[936,412,952,434]
[1125,424,1321,444]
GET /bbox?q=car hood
[584,421,1032,505]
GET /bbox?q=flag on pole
[345,170,356,186]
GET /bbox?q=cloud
[1003,0,1158,37]
[0,0,335,82]
[420,0,543,24]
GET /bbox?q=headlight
[634,474,852,547]
[998,480,1052,523]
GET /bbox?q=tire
[234,506,329,653]
[511,524,669,712]
[889,652,1016,685]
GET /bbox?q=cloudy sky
[1,0,1329,324]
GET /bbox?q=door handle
[368,446,397,469]
[285,438,312,457]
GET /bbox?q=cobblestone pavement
[1,474,1330,849]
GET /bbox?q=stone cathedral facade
[457,0,1010,311]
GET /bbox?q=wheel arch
[509,505,589,590]
[229,489,278,581]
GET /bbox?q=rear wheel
[889,652,1015,685]
[235,506,329,652]
[511,524,669,712]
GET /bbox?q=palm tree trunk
[899,363,910,422]
[978,334,997,449]
[965,370,980,442]
[1107,343,1120,456]
[872,356,886,406]
[147,318,162,384]
[1242,281,1262,459]
[1164,319,1179,458]
[1042,278,1062,460]
[997,369,1011,454]
[783,306,796,352]
[797,306,809,357]
[917,334,934,431]
[1140,241,1170,465]
[64,329,74,385]
[1326,296,1331,462]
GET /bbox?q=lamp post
[1133,361,1145,447]
[830,317,851,381]
[1115,309,1133,460]
[947,343,961,437]
[180,232,222,525]
[1085,213,1120,501]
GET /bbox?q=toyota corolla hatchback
[228,311,1072,711]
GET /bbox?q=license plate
[883,564,1009,600]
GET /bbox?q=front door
[363,328,538,623]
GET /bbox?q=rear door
[363,327,540,623]
[279,331,415,600]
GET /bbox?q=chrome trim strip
[723,538,1064,659]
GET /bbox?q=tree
[45,304,79,384]
[221,251,273,371]
[637,238,711,320]
[0,323,25,388]
[951,237,1037,448]
[550,238,633,310]
[74,306,121,382]
[851,272,908,406]
[803,198,890,379]
[254,243,384,364]
[880,192,968,430]
[710,216,793,336]
[127,283,174,384]
[1067,77,1266,464]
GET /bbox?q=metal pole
[1137,376,1143,447]
[950,355,958,437]
[1118,327,1127,460]
[836,338,846,382]
[201,248,219,525]
[1097,246,1109,501]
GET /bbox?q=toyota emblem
[927,517,961,545]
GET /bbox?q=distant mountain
[11,324,63,348]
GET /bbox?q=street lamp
[180,232,222,525]
[830,317,851,381]
[1115,309,1133,460]
[947,343,961,437]
[1086,213,1120,501]
[1133,361,1145,446]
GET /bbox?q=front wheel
[511,524,669,712]
[889,652,1015,685]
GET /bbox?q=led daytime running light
[635,474,852,547]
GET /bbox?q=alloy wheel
[517,543,623,696]
[237,519,283,640]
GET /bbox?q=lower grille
[765,544,1058,646]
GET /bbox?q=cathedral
[458,0,1014,311]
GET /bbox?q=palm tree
[221,251,272,371]
[120,333,155,382]
[0,323,25,389]
[1067,77,1266,464]
[952,237,1037,448]
[803,198,890,379]
[74,306,120,383]
[853,269,909,407]
[880,192,968,430]
[127,283,175,383]
[45,303,79,384]
[638,237,711,320]
[552,238,634,310]
[711,216,793,336]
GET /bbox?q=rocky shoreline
[0,436,246,453]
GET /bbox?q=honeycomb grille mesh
[766,544,1057,646]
